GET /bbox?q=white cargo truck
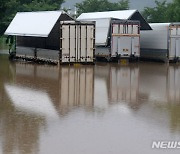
[141,23,180,62]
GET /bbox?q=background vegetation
[0,0,180,36]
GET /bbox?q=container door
[69,25,76,62]
[169,26,176,59]
[117,37,131,56]
[86,25,94,62]
[80,25,87,62]
[132,37,140,56]
[176,38,180,58]
[61,25,70,63]
[170,38,176,58]
[177,26,180,58]
[111,36,118,57]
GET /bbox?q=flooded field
[0,54,180,154]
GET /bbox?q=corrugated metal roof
[5,11,64,37]
[77,10,137,20]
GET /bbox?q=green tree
[0,0,65,35]
[142,0,180,23]
[167,0,180,22]
[142,0,169,23]
[76,0,129,16]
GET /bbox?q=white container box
[111,20,140,59]
[141,23,180,62]
[60,21,95,63]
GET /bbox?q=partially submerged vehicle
[4,11,95,64]
[141,23,180,62]
[77,10,152,61]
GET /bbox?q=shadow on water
[1,55,180,153]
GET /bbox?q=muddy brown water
[0,54,180,154]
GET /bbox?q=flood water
[0,54,180,154]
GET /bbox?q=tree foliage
[142,0,180,23]
[76,0,129,16]
[0,0,64,35]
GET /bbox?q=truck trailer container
[140,23,180,62]
[77,10,152,61]
[4,11,95,64]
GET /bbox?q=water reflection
[5,84,58,119]
[1,55,180,154]
[0,56,45,154]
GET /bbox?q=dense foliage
[76,0,129,16]
[142,0,180,23]
[0,0,64,35]
[0,0,180,35]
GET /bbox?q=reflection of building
[13,63,95,114]
[139,63,180,104]
[94,64,143,110]
[0,57,45,154]
[1,62,95,154]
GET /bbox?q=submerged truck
[77,10,152,62]
[141,23,180,62]
[78,18,140,61]
[4,11,95,64]
[110,20,140,61]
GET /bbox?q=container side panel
[16,46,35,58]
[140,29,168,49]
[37,49,59,60]
[61,25,70,63]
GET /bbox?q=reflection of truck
[141,23,180,62]
[60,66,94,106]
[109,65,139,103]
